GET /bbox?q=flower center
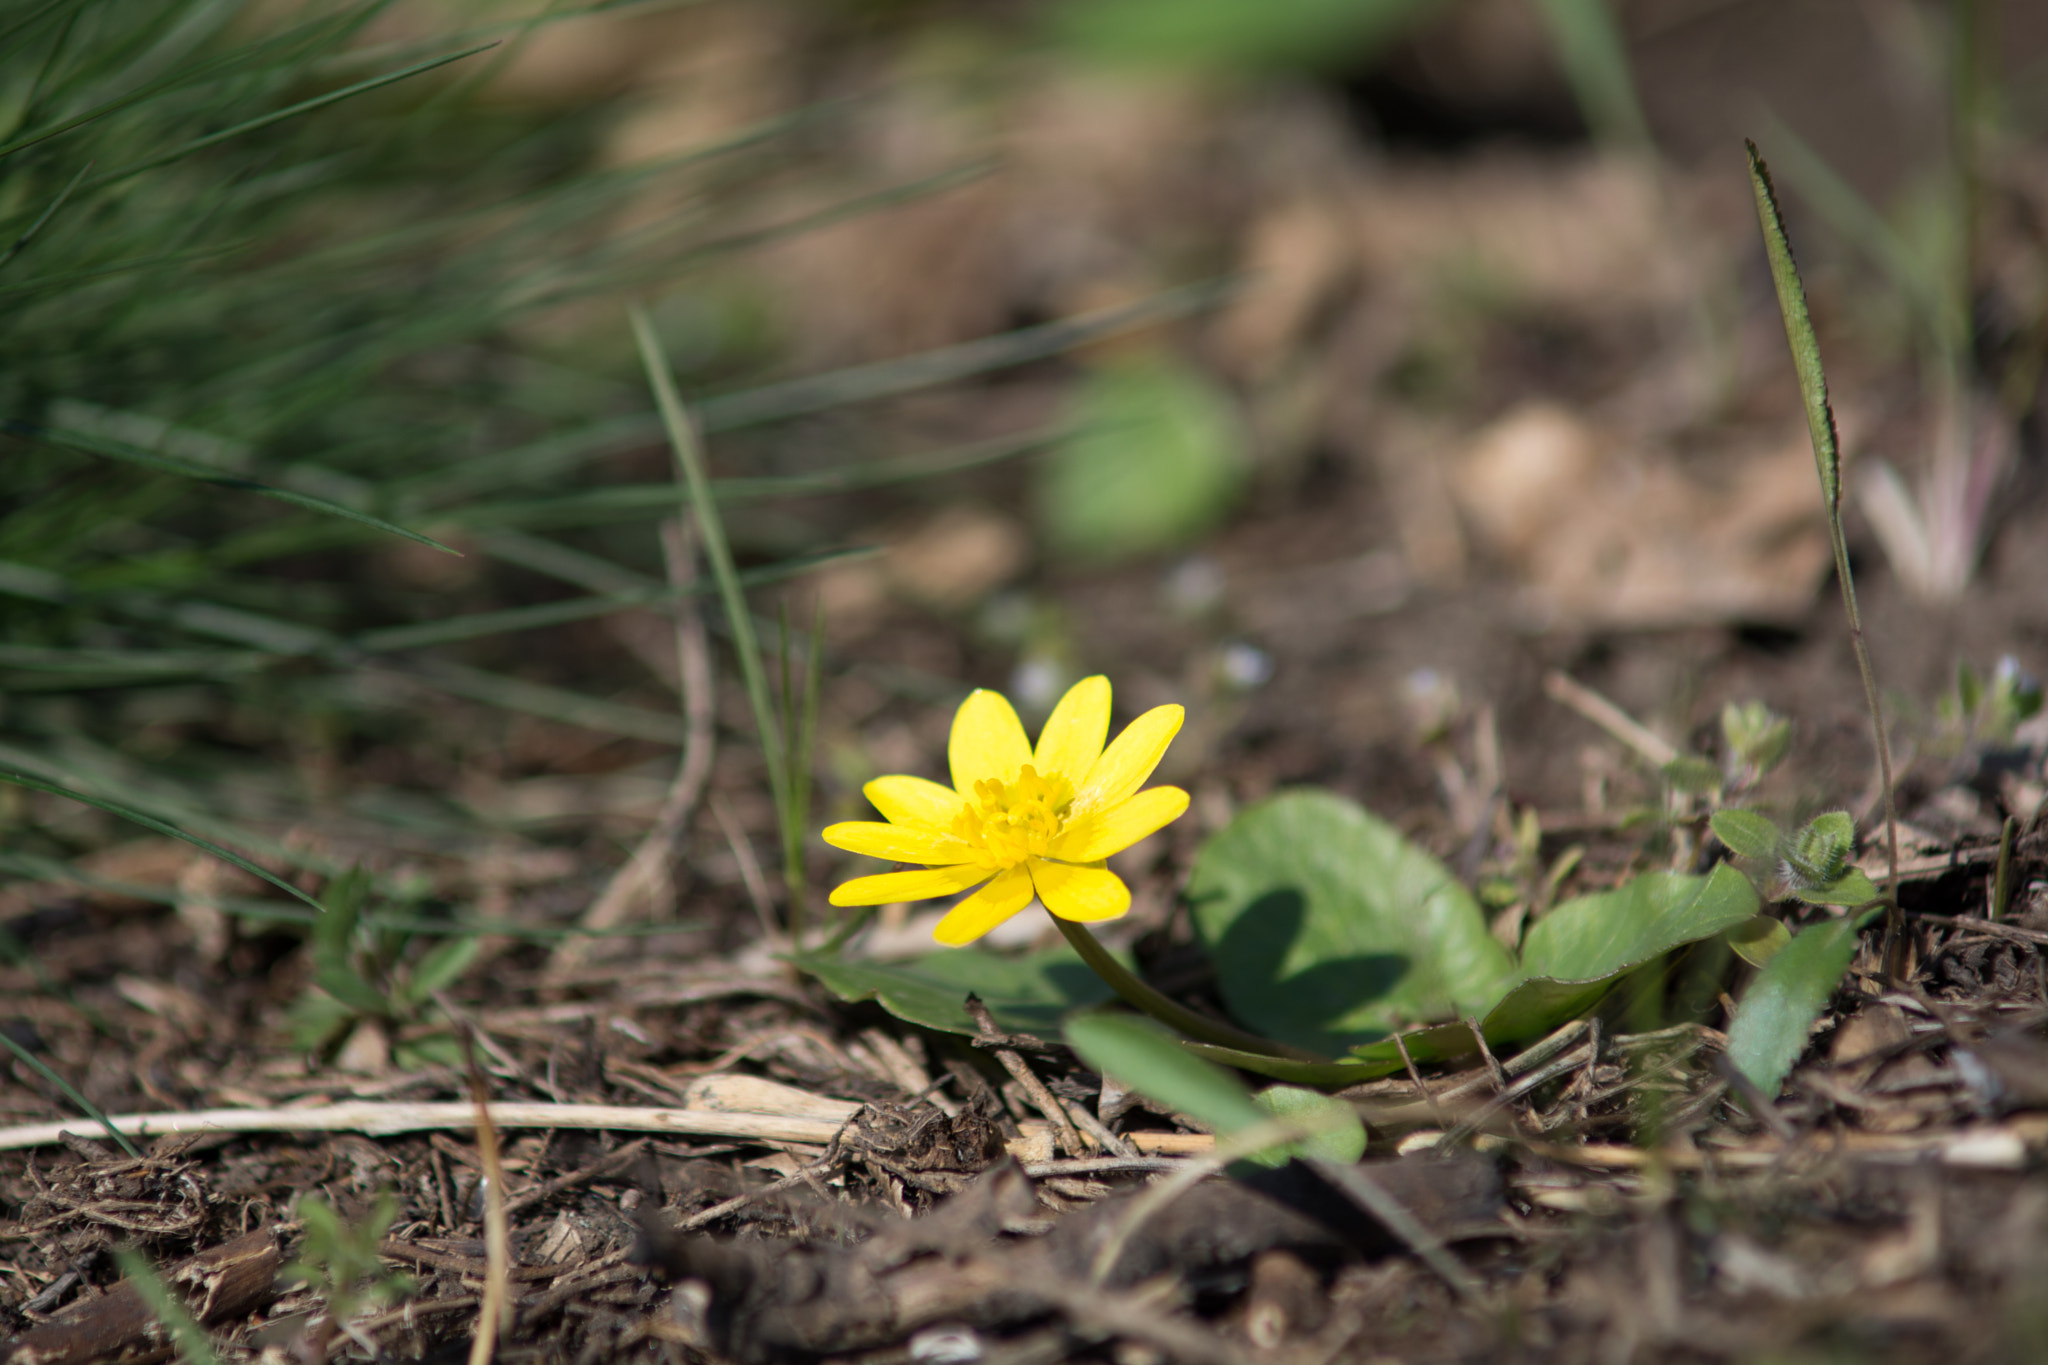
[953,763,1074,870]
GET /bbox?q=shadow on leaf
[1213,888,1411,1054]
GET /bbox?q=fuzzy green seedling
[1720,700,1792,787]
[282,1192,413,1356]
[1710,807,1880,910]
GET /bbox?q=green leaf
[1661,755,1722,795]
[1037,357,1247,565]
[791,945,1118,1037]
[1726,912,1874,1097]
[1248,1084,1368,1168]
[1065,1013,1266,1134]
[406,935,482,1003]
[1710,809,1782,862]
[1721,700,1792,775]
[1789,867,1881,907]
[1516,864,1761,987]
[313,965,390,1018]
[1185,791,1516,1053]
[1726,917,1792,968]
[1413,864,1758,1053]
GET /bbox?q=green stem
[1051,917,1326,1063]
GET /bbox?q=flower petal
[949,689,1032,796]
[1073,704,1184,814]
[1032,675,1110,789]
[1029,859,1131,923]
[829,863,991,908]
[864,774,969,832]
[933,864,1036,945]
[822,821,977,865]
[1051,785,1190,863]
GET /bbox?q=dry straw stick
[0,1100,1212,1159]
[462,1033,513,1365]
[550,520,716,974]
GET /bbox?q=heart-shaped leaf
[792,945,1117,1037]
[1185,791,1516,1053]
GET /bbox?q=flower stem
[1051,917,1326,1063]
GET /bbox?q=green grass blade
[111,1249,223,1365]
[0,765,326,914]
[0,1030,142,1158]
[0,2,365,161]
[631,301,791,859]
[401,659,695,746]
[0,159,92,276]
[5,418,457,552]
[472,529,660,595]
[83,41,500,190]
[352,546,870,652]
[0,0,73,58]
[695,279,1237,432]
[433,428,1059,531]
[0,643,266,679]
[0,242,252,302]
[1529,0,1652,152]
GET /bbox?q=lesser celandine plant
[822,676,1320,1058]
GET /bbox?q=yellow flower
[822,676,1190,946]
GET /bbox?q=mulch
[6,840,2048,1364]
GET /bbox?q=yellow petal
[1032,675,1110,789]
[933,864,1036,945]
[829,863,991,908]
[864,774,969,831]
[1029,859,1131,922]
[822,821,976,865]
[1051,785,1190,863]
[949,688,1032,796]
[1073,704,1184,814]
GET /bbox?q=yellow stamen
[952,763,1075,871]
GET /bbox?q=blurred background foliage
[3,0,2046,943]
